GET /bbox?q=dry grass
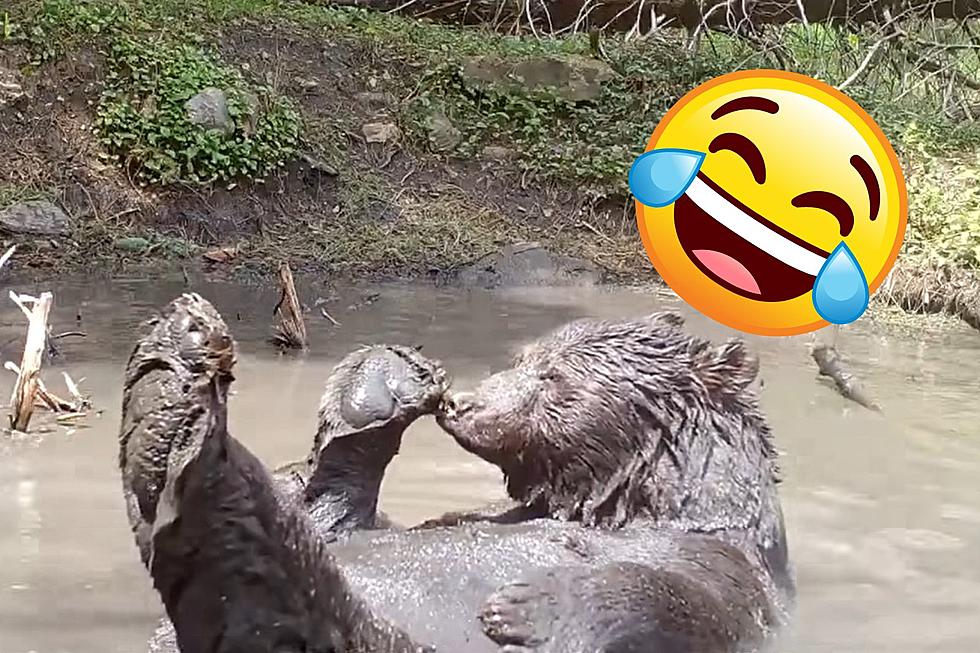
[1,0,979,303]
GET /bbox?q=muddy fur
[121,295,428,652]
[432,311,793,600]
[438,316,776,511]
[118,294,237,566]
[287,342,446,533]
[132,300,447,651]
[120,298,445,543]
[124,297,792,653]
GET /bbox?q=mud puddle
[0,277,978,653]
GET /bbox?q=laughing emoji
[630,70,907,336]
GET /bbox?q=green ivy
[399,43,731,191]
[906,153,980,268]
[16,0,135,64]
[94,36,300,186]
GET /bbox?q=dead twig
[6,363,89,414]
[7,291,53,431]
[45,330,87,360]
[271,261,308,350]
[811,344,881,412]
[838,27,904,90]
[0,245,16,271]
[319,307,341,326]
[3,288,92,433]
[34,376,77,412]
[50,331,86,340]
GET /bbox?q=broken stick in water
[319,306,340,326]
[8,291,54,431]
[811,343,881,412]
[0,245,16,272]
[45,329,87,361]
[4,292,90,433]
[271,261,308,349]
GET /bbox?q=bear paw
[480,578,562,648]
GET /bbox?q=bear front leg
[414,499,546,530]
[480,561,765,653]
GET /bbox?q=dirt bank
[2,0,980,333]
[0,7,641,281]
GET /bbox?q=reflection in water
[0,277,978,653]
[17,460,40,572]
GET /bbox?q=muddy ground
[2,4,980,337]
[0,18,640,282]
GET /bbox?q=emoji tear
[629,148,704,207]
[813,242,870,324]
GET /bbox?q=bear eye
[538,370,560,382]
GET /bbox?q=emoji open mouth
[675,172,831,302]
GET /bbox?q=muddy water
[0,276,978,653]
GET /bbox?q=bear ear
[692,339,759,402]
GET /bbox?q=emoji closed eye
[792,191,855,237]
[709,133,767,184]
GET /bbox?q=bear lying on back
[120,296,794,653]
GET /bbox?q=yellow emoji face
[633,70,907,336]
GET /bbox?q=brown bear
[122,294,793,653]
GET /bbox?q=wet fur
[426,312,794,647]
[146,354,426,652]
[124,298,793,653]
[126,296,445,652]
[434,315,786,564]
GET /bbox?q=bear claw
[480,580,558,647]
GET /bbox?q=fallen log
[811,343,881,412]
[8,291,54,431]
[4,290,91,432]
[271,261,308,349]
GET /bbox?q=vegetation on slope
[1,0,978,276]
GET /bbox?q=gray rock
[185,87,234,134]
[461,54,614,102]
[300,152,338,176]
[0,201,70,237]
[294,77,319,91]
[240,91,261,136]
[114,237,151,252]
[481,145,515,161]
[426,110,462,153]
[455,242,600,288]
[355,92,394,110]
[362,121,401,144]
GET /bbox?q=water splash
[812,242,869,325]
[629,148,705,208]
